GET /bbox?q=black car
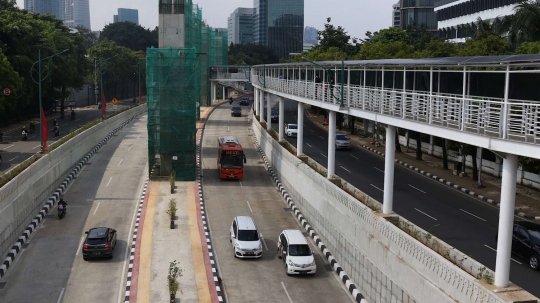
[504,221,540,270]
[239,97,249,106]
[82,227,117,260]
[231,106,242,117]
[264,109,279,122]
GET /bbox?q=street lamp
[30,48,69,153]
[99,54,118,115]
[301,57,345,109]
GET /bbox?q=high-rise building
[400,0,436,33]
[303,26,318,45]
[393,1,401,27]
[435,0,525,41]
[24,0,63,20]
[228,8,255,45]
[115,8,139,25]
[253,0,304,58]
[63,0,91,29]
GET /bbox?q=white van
[230,216,263,258]
[277,229,316,275]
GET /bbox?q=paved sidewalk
[305,109,540,219]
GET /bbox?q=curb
[0,111,142,280]
[357,143,540,221]
[123,179,148,302]
[250,127,366,303]
[196,102,226,303]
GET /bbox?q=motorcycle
[54,126,60,137]
[22,130,28,141]
[58,203,67,219]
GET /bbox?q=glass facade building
[254,0,304,58]
[24,0,63,20]
[116,8,139,25]
[63,0,91,29]
[228,8,255,45]
[400,0,437,32]
[393,1,401,27]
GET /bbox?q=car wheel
[530,254,539,270]
[83,257,89,261]
[285,264,291,276]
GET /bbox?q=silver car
[335,132,351,150]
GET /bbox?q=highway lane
[0,105,131,175]
[0,114,148,303]
[202,101,355,303]
[272,99,540,297]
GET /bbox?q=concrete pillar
[223,86,226,101]
[495,154,518,287]
[266,93,272,130]
[383,125,396,214]
[278,97,285,140]
[327,111,336,178]
[429,135,434,155]
[254,88,259,115]
[211,82,215,103]
[297,102,304,156]
[260,90,265,122]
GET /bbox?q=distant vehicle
[231,106,242,117]
[217,135,247,180]
[82,227,117,260]
[230,216,263,258]
[239,97,249,106]
[285,124,298,137]
[498,221,540,270]
[335,131,351,150]
[264,109,279,122]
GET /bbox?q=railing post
[381,66,385,114]
[402,67,406,119]
[461,66,467,131]
[502,65,510,139]
[347,66,351,107]
[429,66,433,124]
[363,67,367,111]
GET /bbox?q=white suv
[230,216,263,258]
[285,124,298,137]
[278,230,316,275]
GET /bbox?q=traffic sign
[111,98,118,105]
[3,87,11,96]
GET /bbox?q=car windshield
[87,237,107,245]
[221,151,243,168]
[238,230,259,241]
[288,125,297,129]
[271,110,278,115]
[336,135,349,140]
[232,107,241,111]
[529,230,540,245]
[288,244,312,256]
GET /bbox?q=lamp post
[301,57,345,109]
[99,55,118,113]
[30,48,69,153]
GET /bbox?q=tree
[368,27,410,44]
[442,138,449,170]
[458,35,509,56]
[228,43,279,65]
[0,48,23,124]
[415,131,422,160]
[406,23,437,50]
[316,18,360,56]
[100,22,158,51]
[75,25,98,49]
[500,0,540,47]
[356,41,416,60]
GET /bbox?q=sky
[15,0,398,41]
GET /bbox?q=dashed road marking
[484,245,521,264]
[414,208,437,220]
[370,184,383,192]
[408,184,426,194]
[340,166,351,173]
[460,209,487,222]
[374,167,384,173]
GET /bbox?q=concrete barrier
[251,117,538,303]
[0,105,146,260]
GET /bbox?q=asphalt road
[0,114,148,303]
[269,99,540,298]
[0,104,131,175]
[202,102,355,303]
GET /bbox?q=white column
[297,102,304,156]
[495,154,518,287]
[266,93,272,130]
[429,135,434,155]
[260,90,265,122]
[383,125,396,214]
[211,82,216,103]
[278,97,285,140]
[327,111,336,178]
[254,88,259,115]
[223,86,226,101]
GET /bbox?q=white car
[285,124,298,137]
[230,216,263,258]
[278,230,316,275]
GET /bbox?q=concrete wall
[251,118,518,303]
[0,105,146,260]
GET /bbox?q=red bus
[217,135,247,180]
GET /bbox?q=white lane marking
[118,159,123,166]
[3,144,14,150]
[320,153,327,158]
[239,181,243,187]
[246,201,253,213]
[32,145,41,150]
[306,143,312,148]
[349,154,359,160]
[374,167,384,173]
[260,234,269,251]
[484,245,522,264]
[128,145,133,151]
[340,166,351,173]
[281,282,294,303]
[117,181,145,303]
[408,184,426,194]
[57,288,65,303]
[414,208,438,221]
[370,184,383,192]
[310,129,314,132]
[319,135,324,139]
[460,209,487,222]
[93,202,101,215]
[9,156,19,161]
[107,176,113,187]
[76,236,85,256]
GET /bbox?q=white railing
[251,73,540,145]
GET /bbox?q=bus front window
[221,152,244,168]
